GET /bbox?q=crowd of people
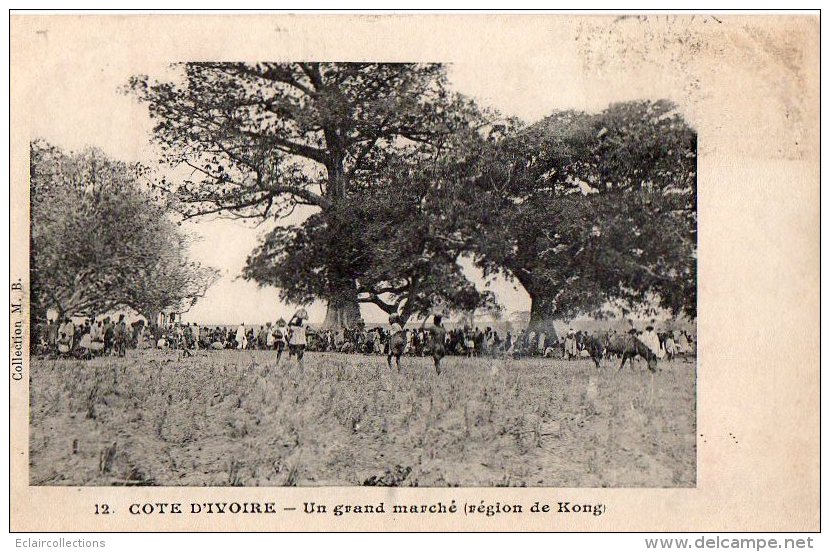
[33,314,132,358]
[33,308,696,370]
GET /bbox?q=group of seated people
[144,321,287,351]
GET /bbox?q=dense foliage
[30,140,218,321]
[129,63,696,327]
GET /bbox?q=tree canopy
[129,62,491,327]
[457,100,696,332]
[128,63,696,328]
[29,140,218,321]
[242,151,498,324]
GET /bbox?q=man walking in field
[387,314,405,370]
[424,314,447,375]
[273,318,287,365]
[287,309,308,368]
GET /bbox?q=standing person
[334,327,345,352]
[474,328,485,356]
[664,331,677,360]
[641,325,664,360]
[516,329,527,356]
[256,325,267,350]
[404,329,414,355]
[564,329,578,360]
[235,323,247,350]
[77,320,93,357]
[57,316,75,354]
[265,322,275,349]
[387,314,405,370]
[373,329,383,355]
[273,318,287,365]
[287,309,308,367]
[114,314,128,357]
[33,319,47,355]
[538,331,548,357]
[46,319,58,353]
[676,330,690,357]
[526,330,537,356]
[182,323,193,350]
[484,328,496,356]
[103,317,114,355]
[463,326,475,357]
[424,315,447,375]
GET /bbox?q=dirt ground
[29,350,696,487]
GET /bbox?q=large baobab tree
[130,62,479,328]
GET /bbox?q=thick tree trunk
[527,294,559,344]
[143,311,159,328]
[321,160,363,330]
[321,284,362,330]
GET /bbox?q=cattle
[579,333,607,368]
[583,333,658,372]
[606,334,658,372]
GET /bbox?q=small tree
[29,140,218,321]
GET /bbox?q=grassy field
[29,350,696,487]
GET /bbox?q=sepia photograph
[27,57,697,487]
[10,12,818,532]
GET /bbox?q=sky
[25,16,722,325]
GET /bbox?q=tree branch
[359,294,399,314]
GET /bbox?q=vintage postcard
[9,13,819,532]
